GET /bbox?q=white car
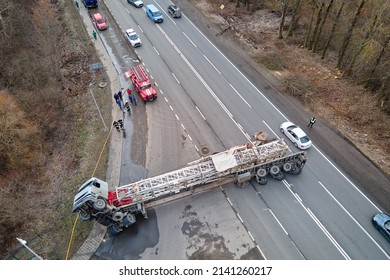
[280,121,312,149]
[125,28,142,47]
[127,0,143,8]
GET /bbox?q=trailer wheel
[283,162,293,172]
[93,197,106,211]
[257,176,268,185]
[96,215,112,226]
[122,213,136,227]
[79,210,91,221]
[270,165,281,176]
[108,224,123,236]
[291,166,302,175]
[274,172,284,180]
[257,168,267,177]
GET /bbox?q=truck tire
[112,212,125,222]
[291,166,302,175]
[79,210,91,221]
[108,224,123,236]
[283,162,293,172]
[257,168,267,177]
[270,165,281,176]
[93,197,106,211]
[257,176,268,185]
[122,213,136,227]
[96,215,112,226]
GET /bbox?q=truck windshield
[140,84,151,90]
[154,11,162,17]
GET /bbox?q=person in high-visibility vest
[308,117,316,128]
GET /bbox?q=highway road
[88,0,390,259]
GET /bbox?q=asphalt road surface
[84,0,390,259]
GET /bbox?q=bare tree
[304,4,316,48]
[337,0,366,69]
[344,14,379,76]
[312,0,334,52]
[278,0,290,39]
[288,0,301,36]
[308,0,325,50]
[321,0,345,59]
[366,32,390,86]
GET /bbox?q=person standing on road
[92,30,97,40]
[308,117,316,128]
[75,1,79,9]
[133,95,137,106]
[127,89,133,104]
[114,93,122,110]
[118,89,123,103]
[113,121,120,132]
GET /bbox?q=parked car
[125,28,142,47]
[92,13,107,31]
[168,5,181,18]
[372,213,390,242]
[127,0,143,8]
[280,121,312,149]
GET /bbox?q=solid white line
[256,245,266,260]
[318,181,390,259]
[229,84,252,108]
[183,32,197,48]
[195,106,206,120]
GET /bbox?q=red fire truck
[124,65,157,103]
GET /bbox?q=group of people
[113,88,137,111]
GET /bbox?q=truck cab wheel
[108,224,123,236]
[93,197,106,211]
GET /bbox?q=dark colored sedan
[372,213,390,242]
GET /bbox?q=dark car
[168,4,181,18]
[372,213,390,242]
[127,0,143,8]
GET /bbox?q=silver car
[280,121,312,149]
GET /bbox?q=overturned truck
[73,135,307,235]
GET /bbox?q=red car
[93,13,107,31]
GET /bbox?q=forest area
[0,0,389,259]
[0,0,110,259]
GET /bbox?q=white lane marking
[153,46,160,56]
[229,84,251,108]
[203,54,221,74]
[318,181,390,259]
[268,209,288,235]
[172,73,180,84]
[138,25,143,33]
[282,180,351,259]
[195,106,206,120]
[183,32,197,48]
[154,24,251,142]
